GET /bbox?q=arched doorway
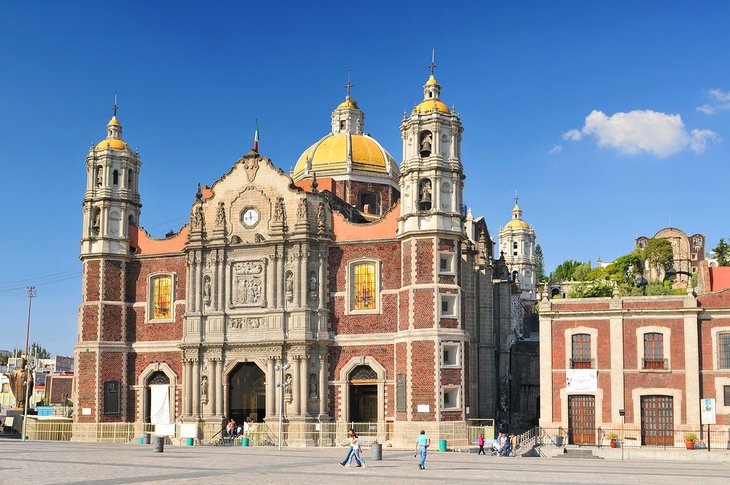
[348,365,378,422]
[144,371,171,424]
[228,363,266,423]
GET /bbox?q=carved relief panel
[229,260,266,308]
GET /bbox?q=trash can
[139,437,145,445]
[241,437,250,447]
[185,437,194,446]
[439,439,447,452]
[143,433,151,445]
[371,441,382,461]
[153,436,165,453]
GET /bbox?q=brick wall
[76,351,97,423]
[410,340,435,421]
[415,239,433,284]
[99,352,124,422]
[329,345,394,420]
[413,289,434,329]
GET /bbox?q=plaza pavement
[3,440,730,485]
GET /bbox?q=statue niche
[419,130,432,157]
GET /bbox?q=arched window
[513,241,518,256]
[127,170,133,188]
[112,170,119,186]
[419,130,433,157]
[643,333,665,369]
[571,334,592,368]
[148,274,174,321]
[359,191,378,215]
[419,179,432,211]
[95,165,103,187]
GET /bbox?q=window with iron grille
[719,333,730,369]
[572,334,591,368]
[644,333,664,369]
[103,380,120,414]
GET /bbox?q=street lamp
[22,286,36,441]
[275,360,290,451]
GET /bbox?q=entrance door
[349,385,377,422]
[228,363,266,423]
[568,395,595,445]
[144,371,170,424]
[641,395,673,446]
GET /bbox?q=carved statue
[309,373,318,398]
[215,202,226,226]
[316,202,326,234]
[201,375,209,404]
[420,180,432,202]
[285,272,294,302]
[4,358,33,409]
[420,131,433,154]
[308,272,318,300]
[95,167,103,186]
[203,278,211,306]
[191,205,204,230]
[273,197,285,223]
[284,374,293,403]
[297,198,308,220]
[243,156,260,182]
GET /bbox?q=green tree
[644,238,673,272]
[30,342,51,359]
[713,238,730,266]
[535,244,545,282]
[572,262,593,281]
[549,259,583,282]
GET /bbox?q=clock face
[242,208,259,227]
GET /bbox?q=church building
[74,65,525,444]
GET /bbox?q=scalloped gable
[333,202,400,242]
[130,223,189,255]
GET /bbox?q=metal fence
[25,421,156,443]
[538,426,730,450]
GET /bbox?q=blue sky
[1,1,729,356]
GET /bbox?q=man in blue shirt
[415,430,431,470]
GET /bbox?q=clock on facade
[241,208,259,227]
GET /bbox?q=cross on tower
[428,48,437,76]
[514,190,519,206]
[345,69,353,99]
[113,93,118,117]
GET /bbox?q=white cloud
[696,88,730,115]
[562,109,717,157]
[549,144,563,154]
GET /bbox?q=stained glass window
[152,275,172,319]
[353,262,376,310]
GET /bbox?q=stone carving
[254,233,265,243]
[273,197,285,223]
[308,271,318,301]
[231,260,264,307]
[316,202,326,235]
[243,156,259,182]
[203,277,212,306]
[215,202,226,226]
[191,204,204,230]
[284,374,293,403]
[420,179,432,202]
[234,278,262,305]
[247,317,264,329]
[229,318,243,329]
[201,374,209,405]
[285,272,294,302]
[4,358,33,409]
[233,261,263,275]
[297,198,308,220]
[309,373,318,398]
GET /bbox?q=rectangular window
[440,257,448,271]
[443,388,459,410]
[724,385,730,407]
[353,262,376,310]
[719,333,730,369]
[643,333,665,369]
[152,276,173,320]
[396,373,406,412]
[442,343,459,366]
[103,380,120,414]
[571,334,592,369]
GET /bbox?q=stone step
[555,448,601,459]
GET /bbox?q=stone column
[318,254,326,311]
[276,248,283,309]
[299,246,308,308]
[275,358,282,416]
[183,359,191,417]
[216,358,223,417]
[296,248,303,308]
[292,357,301,416]
[318,355,328,418]
[209,358,217,417]
[299,356,308,417]
[266,357,276,419]
[192,359,200,418]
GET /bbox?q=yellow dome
[336,98,358,109]
[415,99,450,114]
[504,219,530,230]
[96,138,130,150]
[107,116,120,126]
[292,133,397,181]
[425,77,439,86]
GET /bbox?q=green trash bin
[185,438,194,446]
[139,437,145,444]
[241,437,250,447]
[439,439,447,452]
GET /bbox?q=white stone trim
[630,388,682,427]
[438,293,458,319]
[714,377,730,414]
[564,326,598,369]
[345,258,382,316]
[441,385,460,410]
[710,326,730,371]
[438,251,456,276]
[635,325,672,370]
[337,356,386,423]
[146,272,176,324]
[440,341,460,368]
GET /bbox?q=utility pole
[275,359,290,451]
[22,286,36,441]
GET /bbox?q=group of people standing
[225,417,256,438]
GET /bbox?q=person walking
[349,432,365,467]
[415,430,430,470]
[340,429,362,467]
[477,433,486,455]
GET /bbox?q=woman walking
[477,433,486,455]
[340,429,362,467]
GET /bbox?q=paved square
[3,441,730,485]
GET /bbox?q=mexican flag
[253,120,259,152]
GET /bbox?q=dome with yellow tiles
[502,203,531,231]
[96,116,131,152]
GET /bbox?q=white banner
[701,398,716,425]
[566,369,597,392]
[150,384,170,425]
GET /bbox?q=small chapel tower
[398,54,464,235]
[498,196,537,300]
[80,101,142,257]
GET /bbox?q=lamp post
[275,359,290,451]
[22,286,36,441]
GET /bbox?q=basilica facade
[74,69,527,443]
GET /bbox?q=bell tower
[398,55,464,236]
[81,100,142,257]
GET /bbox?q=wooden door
[641,395,673,446]
[568,395,595,445]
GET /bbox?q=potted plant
[606,432,619,448]
[683,433,697,449]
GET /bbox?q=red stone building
[74,70,522,443]
[539,288,730,445]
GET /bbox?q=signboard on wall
[566,369,597,392]
[701,398,716,425]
